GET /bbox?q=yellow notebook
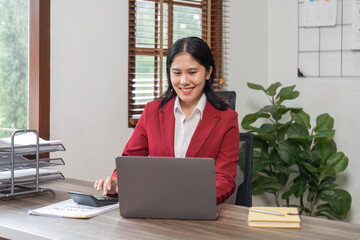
[248,207,301,228]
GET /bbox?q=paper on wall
[352,0,360,49]
[303,0,338,27]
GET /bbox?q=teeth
[182,88,192,92]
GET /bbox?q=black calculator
[68,191,118,207]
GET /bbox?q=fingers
[94,179,105,191]
[94,176,118,196]
[103,176,112,196]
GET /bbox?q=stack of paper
[0,131,66,197]
[0,169,64,189]
[28,199,119,219]
[248,207,301,228]
[0,132,65,154]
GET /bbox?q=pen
[248,208,284,216]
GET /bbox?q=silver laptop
[115,156,221,220]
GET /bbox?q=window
[128,0,227,127]
[0,0,28,137]
[0,0,50,139]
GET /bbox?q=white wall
[51,0,360,224]
[228,0,268,125]
[51,0,133,182]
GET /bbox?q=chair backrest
[235,132,253,207]
[215,91,253,207]
[215,91,236,111]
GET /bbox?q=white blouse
[173,93,207,158]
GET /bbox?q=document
[0,132,62,146]
[303,0,338,27]
[0,132,65,153]
[0,168,64,189]
[352,0,360,49]
[28,199,119,219]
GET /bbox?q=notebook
[248,207,301,228]
[115,156,220,220]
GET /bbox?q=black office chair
[215,90,236,111]
[215,91,253,207]
[235,132,253,207]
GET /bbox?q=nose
[180,74,190,85]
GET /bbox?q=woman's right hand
[94,176,118,196]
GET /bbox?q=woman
[94,37,239,204]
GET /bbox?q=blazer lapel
[186,102,220,157]
[159,98,176,157]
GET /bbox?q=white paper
[0,132,63,146]
[28,199,119,219]
[0,132,65,153]
[352,0,360,49]
[0,168,61,180]
[304,0,338,27]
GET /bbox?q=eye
[173,71,181,76]
[189,71,197,75]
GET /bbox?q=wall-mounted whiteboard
[298,0,360,77]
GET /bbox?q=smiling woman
[127,0,228,127]
[95,37,240,205]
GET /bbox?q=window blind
[128,0,228,127]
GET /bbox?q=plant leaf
[282,191,293,200]
[314,113,334,133]
[318,166,336,181]
[276,106,303,121]
[291,110,311,131]
[287,123,310,141]
[241,113,270,130]
[247,82,266,93]
[326,152,348,173]
[313,130,335,143]
[277,121,292,141]
[319,189,352,213]
[316,204,348,220]
[300,161,318,173]
[252,176,284,195]
[299,150,321,161]
[290,175,308,198]
[277,85,300,104]
[253,157,273,171]
[266,82,282,96]
[255,123,279,134]
[278,141,298,165]
[259,105,278,119]
[274,162,298,174]
[312,140,337,165]
[276,85,295,99]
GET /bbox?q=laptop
[115,156,221,220]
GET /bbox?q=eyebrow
[171,67,199,71]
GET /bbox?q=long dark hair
[159,37,228,110]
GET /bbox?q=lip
[180,87,194,95]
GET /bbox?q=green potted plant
[241,82,351,220]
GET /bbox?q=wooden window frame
[128,0,224,127]
[29,0,50,140]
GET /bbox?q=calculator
[68,191,118,207]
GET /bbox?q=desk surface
[1,178,360,240]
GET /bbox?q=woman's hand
[94,176,118,196]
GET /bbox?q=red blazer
[112,97,239,204]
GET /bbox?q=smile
[180,88,194,94]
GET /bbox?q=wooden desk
[1,179,360,240]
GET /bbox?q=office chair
[235,132,253,207]
[215,90,236,111]
[215,91,253,207]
